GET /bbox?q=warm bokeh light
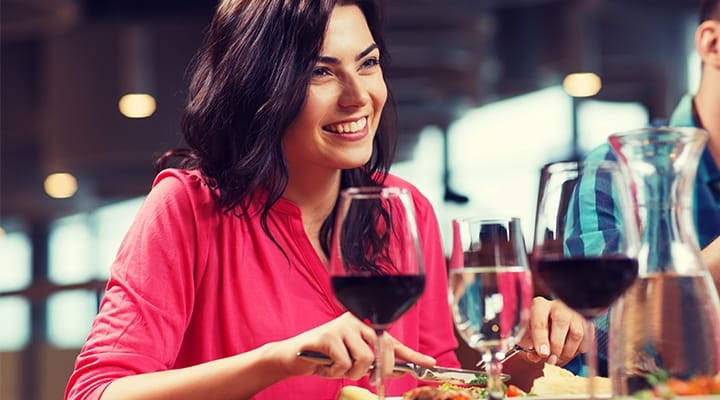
[563,72,602,97]
[44,173,78,199]
[118,93,156,118]
[0,226,5,239]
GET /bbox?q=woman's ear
[696,20,720,68]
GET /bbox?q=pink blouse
[65,169,459,400]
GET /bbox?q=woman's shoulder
[147,168,220,214]
[153,168,213,194]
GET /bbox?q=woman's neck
[283,168,341,266]
[283,168,341,225]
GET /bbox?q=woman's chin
[334,153,373,170]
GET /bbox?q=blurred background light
[118,24,156,119]
[44,172,78,199]
[118,93,156,118]
[563,72,602,97]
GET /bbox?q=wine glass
[532,160,640,399]
[449,217,533,400]
[329,186,425,400]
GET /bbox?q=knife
[297,350,509,385]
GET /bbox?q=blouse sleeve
[64,169,215,400]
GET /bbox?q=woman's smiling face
[282,4,388,175]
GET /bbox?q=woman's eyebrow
[318,43,379,65]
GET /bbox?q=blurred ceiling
[0,0,700,224]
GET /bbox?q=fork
[297,350,502,384]
[475,344,536,368]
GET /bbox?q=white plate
[385,397,590,399]
[391,394,720,399]
[388,395,612,400]
[526,396,611,400]
[385,394,608,400]
[529,396,720,399]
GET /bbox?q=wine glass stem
[485,351,505,400]
[585,320,598,400]
[374,329,386,400]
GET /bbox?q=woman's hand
[267,312,436,381]
[517,296,590,366]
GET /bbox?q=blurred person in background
[689,0,720,288]
[565,0,720,376]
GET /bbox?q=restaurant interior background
[0,0,703,398]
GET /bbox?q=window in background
[48,213,94,285]
[577,100,649,153]
[0,230,32,350]
[95,196,144,278]
[46,196,144,346]
[447,86,572,228]
[0,297,30,350]
[47,290,98,348]
[391,85,649,252]
[0,230,32,291]
[392,86,571,250]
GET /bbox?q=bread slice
[530,363,611,396]
[401,385,475,399]
[337,386,379,400]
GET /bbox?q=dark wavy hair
[157,0,397,258]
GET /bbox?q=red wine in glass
[331,275,425,329]
[534,256,638,319]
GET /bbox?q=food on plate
[661,373,720,395]
[338,380,529,400]
[402,383,525,399]
[402,385,477,400]
[337,384,478,400]
[504,384,526,397]
[632,369,720,398]
[336,385,378,400]
[530,363,611,396]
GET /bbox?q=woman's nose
[338,75,371,108]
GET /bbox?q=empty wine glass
[449,217,533,400]
[532,160,640,399]
[329,187,425,400]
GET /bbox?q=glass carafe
[607,127,720,395]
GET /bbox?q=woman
[65,0,588,398]
[65,1,457,399]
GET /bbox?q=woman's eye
[312,67,331,77]
[361,57,380,69]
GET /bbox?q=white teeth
[325,117,367,133]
